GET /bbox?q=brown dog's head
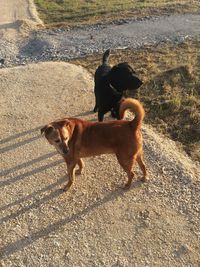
[41,119,72,156]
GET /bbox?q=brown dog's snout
[62,144,69,155]
[56,143,69,155]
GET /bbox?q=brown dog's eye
[55,140,60,143]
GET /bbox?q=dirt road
[0,62,199,267]
[0,1,200,266]
[0,0,42,25]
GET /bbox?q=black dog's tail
[102,49,110,64]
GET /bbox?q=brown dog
[41,98,148,191]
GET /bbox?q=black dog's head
[108,62,143,92]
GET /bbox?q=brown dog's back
[74,98,145,159]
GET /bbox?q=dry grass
[70,38,200,161]
[34,0,200,26]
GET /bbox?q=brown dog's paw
[62,186,68,192]
[75,169,82,175]
[123,183,131,190]
[62,182,72,192]
[141,175,149,182]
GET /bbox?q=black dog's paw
[93,106,98,113]
[111,109,117,118]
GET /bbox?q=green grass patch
[34,0,200,26]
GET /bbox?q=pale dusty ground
[0,0,43,42]
[0,0,43,25]
[0,62,199,267]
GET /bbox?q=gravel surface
[0,14,200,67]
[0,3,200,266]
[0,62,199,266]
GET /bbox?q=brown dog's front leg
[63,160,76,191]
[75,159,85,175]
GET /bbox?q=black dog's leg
[98,110,104,122]
[111,109,117,118]
[93,85,99,112]
[112,105,120,120]
[93,103,98,113]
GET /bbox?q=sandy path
[0,0,43,63]
[0,62,199,266]
[0,0,42,25]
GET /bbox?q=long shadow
[0,180,142,258]
[0,126,41,145]
[0,151,57,177]
[1,176,66,223]
[20,38,50,58]
[0,22,20,30]
[0,176,66,212]
[0,159,63,188]
[0,135,41,154]
[72,110,94,118]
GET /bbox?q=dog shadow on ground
[0,179,143,258]
[72,110,94,118]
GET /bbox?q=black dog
[93,49,143,121]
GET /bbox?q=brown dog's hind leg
[124,170,134,189]
[75,159,85,175]
[117,155,135,189]
[137,154,148,182]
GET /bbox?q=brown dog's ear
[41,125,54,136]
[54,119,70,128]
[45,126,54,136]
[41,125,48,135]
[64,119,70,125]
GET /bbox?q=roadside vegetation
[71,39,200,161]
[34,0,200,26]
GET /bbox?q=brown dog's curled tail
[119,98,145,129]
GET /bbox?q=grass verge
[34,0,200,26]
[70,38,200,162]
